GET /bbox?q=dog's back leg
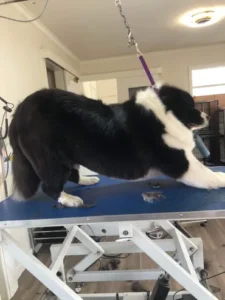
[9,117,40,200]
[40,163,84,207]
[12,147,40,200]
[19,137,84,207]
[69,167,100,186]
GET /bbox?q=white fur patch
[134,169,162,181]
[58,192,83,207]
[135,88,225,190]
[136,88,195,151]
[178,150,225,189]
[136,88,166,121]
[190,112,209,131]
[79,176,100,186]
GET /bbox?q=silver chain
[115,0,141,55]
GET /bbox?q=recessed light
[180,7,225,28]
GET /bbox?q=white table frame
[0,220,219,300]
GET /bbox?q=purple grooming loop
[115,0,158,94]
[138,55,158,92]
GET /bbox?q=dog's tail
[11,147,40,201]
[9,120,40,201]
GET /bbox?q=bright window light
[192,67,225,87]
[192,66,225,96]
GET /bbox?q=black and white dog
[9,84,225,207]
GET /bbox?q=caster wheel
[200,221,207,227]
[200,269,208,279]
[74,282,86,293]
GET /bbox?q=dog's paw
[215,172,225,188]
[79,176,100,186]
[58,192,84,207]
[204,172,225,189]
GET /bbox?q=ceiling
[25,0,225,60]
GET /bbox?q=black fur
[9,85,205,201]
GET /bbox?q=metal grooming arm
[194,133,210,161]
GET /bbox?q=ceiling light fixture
[180,7,225,28]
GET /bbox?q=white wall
[96,79,118,104]
[0,4,79,298]
[81,69,161,103]
[116,70,161,102]
[83,79,118,104]
[83,81,98,99]
[64,71,82,94]
[80,43,225,95]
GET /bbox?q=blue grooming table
[1,166,225,228]
[1,168,224,300]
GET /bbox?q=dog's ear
[159,85,194,107]
[158,84,174,103]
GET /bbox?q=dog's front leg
[177,153,225,189]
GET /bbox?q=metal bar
[51,239,177,257]
[157,221,198,254]
[2,230,82,300]
[2,210,225,229]
[71,269,163,282]
[33,237,67,241]
[50,247,67,283]
[0,246,10,300]
[68,227,105,272]
[174,221,192,238]
[79,292,189,300]
[34,243,42,254]
[73,252,102,272]
[28,228,35,254]
[33,230,67,233]
[192,239,204,271]
[75,227,104,254]
[80,221,153,236]
[172,228,198,280]
[57,264,66,283]
[131,226,218,300]
[179,220,208,227]
[50,226,77,273]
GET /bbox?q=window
[192,66,225,96]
